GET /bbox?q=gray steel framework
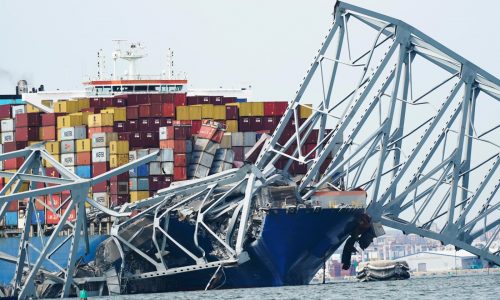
[0,1,498,298]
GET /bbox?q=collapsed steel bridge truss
[0,1,498,298]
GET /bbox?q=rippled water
[95,274,500,300]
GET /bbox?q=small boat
[355,260,410,281]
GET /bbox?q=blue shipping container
[31,210,45,225]
[5,212,18,226]
[130,164,149,177]
[0,99,25,105]
[235,98,248,103]
[75,166,91,178]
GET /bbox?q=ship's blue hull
[126,207,363,293]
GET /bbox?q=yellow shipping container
[57,114,83,129]
[102,107,126,122]
[226,120,238,132]
[238,102,253,116]
[201,104,214,119]
[188,105,202,120]
[76,139,91,152]
[130,191,149,203]
[176,106,190,120]
[299,104,313,118]
[45,141,60,154]
[76,98,90,111]
[26,104,41,113]
[251,102,264,116]
[110,154,129,168]
[54,100,79,113]
[213,105,226,120]
[43,154,60,167]
[88,113,114,127]
[109,140,129,154]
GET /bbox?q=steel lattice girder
[255,1,499,264]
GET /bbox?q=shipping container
[188,105,202,120]
[1,131,14,143]
[75,165,91,178]
[110,154,129,168]
[60,140,75,154]
[173,166,187,181]
[40,126,57,140]
[88,113,114,127]
[92,147,109,163]
[299,104,313,118]
[15,127,39,141]
[60,153,76,166]
[130,191,149,202]
[11,105,26,118]
[57,114,83,129]
[30,210,45,225]
[0,119,14,131]
[54,100,79,113]
[41,113,64,126]
[76,152,92,165]
[109,140,129,154]
[225,105,238,120]
[110,181,129,195]
[16,113,41,127]
[5,211,18,226]
[101,107,126,121]
[92,132,118,148]
[59,126,87,140]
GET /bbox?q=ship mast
[111,40,146,80]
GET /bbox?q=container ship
[0,41,371,297]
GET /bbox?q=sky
[0,0,498,99]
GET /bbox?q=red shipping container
[110,172,129,182]
[251,117,263,131]
[76,152,91,165]
[113,121,127,132]
[320,158,332,174]
[5,157,25,169]
[100,97,113,108]
[92,181,108,193]
[174,93,187,106]
[127,95,138,106]
[211,130,224,143]
[62,208,77,222]
[163,94,174,104]
[173,140,189,153]
[16,113,41,127]
[187,96,200,106]
[210,96,223,105]
[45,167,60,178]
[149,175,172,190]
[127,119,139,131]
[139,118,151,131]
[264,101,288,116]
[233,147,245,161]
[149,94,162,104]
[139,104,151,118]
[0,105,12,119]
[174,125,192,140]
[141,131,159,147]
[118,132,131,141]
[16,126,39,141]
[130,132,142,148]
[263,117,279,131]
[88,126,113,138]
[92,162,109,176]
[162,103,175,117]
[191,120,201,134]
[46,195,62,225]
[40,126,57,140]
[223,97,236,104]
[3,141,28,152]
[137,94,149,105]
[150,103,163,118]
[126,106,139,120]
[159,139,174,149]
[110,181,129,195]
[151,118,169,131]
[41,113,64,126]
[198,125,217,139]
[174,153,188,166]
[90,97,101,108]
[173,167,187,181]
[6,199,18,211]
[305,129,319,144]
[110,194,130,207]
[111,96,127,107]
[173,120,191,125]
[225,106,239,120]
[238,117,251,132]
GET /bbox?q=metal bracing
[0,1,498,297]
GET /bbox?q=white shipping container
[137,149,149,158]
[1,131,14,143]
[60,126,86,141]
[231,132,244,147]
[159,127,168,140]
[220,133,232,149]
[60,140,75,154]
[11,105,25,118]
[188,164,210,179]
[93,192,109,207]
[149,162,162,175]
[215,149,235,162]
[149,148,161,162]
[161,162,174,175]
[1,119,14,132]
[92,147,109,162]
[159,149,174,162]
[243,132,257,146]
[194,138,219,154]
[91,132,118,148]
[60,153,76,166]
[191,151,215,168]
[129,150,138,161]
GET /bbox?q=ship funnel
[16,79,28,95]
